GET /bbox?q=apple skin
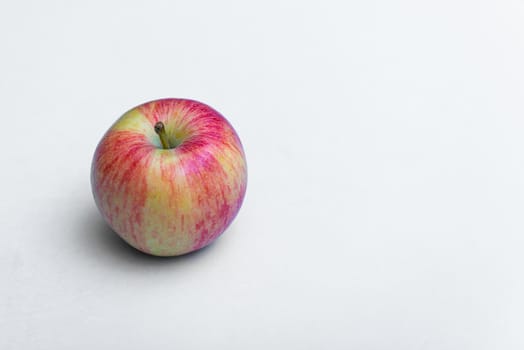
[91,98,247,256]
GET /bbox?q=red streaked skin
[91,99,247,256]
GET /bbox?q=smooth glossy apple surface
[91,98,247,256]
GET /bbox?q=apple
[91,98,247,256]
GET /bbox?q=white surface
[1,0,523,348]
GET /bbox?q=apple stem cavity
[154,121,171,149]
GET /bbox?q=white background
[1,0,523,348]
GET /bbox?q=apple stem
[154,121,170,149]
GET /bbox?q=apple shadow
[79,205,220,265]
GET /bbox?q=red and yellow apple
[91,98,247,256]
